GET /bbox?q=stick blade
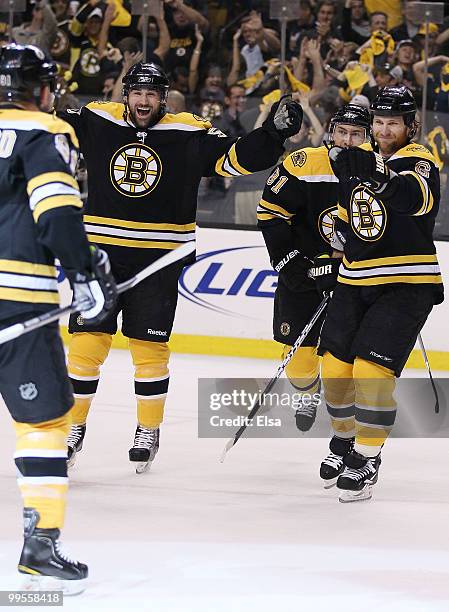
[219,438,235,463]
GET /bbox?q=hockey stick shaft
[220,294,330,462]
[417,333,440,414]
[0,242,195,345]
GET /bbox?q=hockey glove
[329,147,398,193]
[262,95,304,142]
[273,249,311,292]
[308,254,341,295]
[72,247,117,325]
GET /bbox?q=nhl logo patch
[280,322,290,336]
[291,150,307,167]
[19,382,38,401]
[77,314,84,326]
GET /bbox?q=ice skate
[18,509,88,595]
[129,425,160,474]
[66,424,86,468]
[337,451,381,503]
[294,396,319,432]
[320,436,354,489]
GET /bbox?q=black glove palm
[263,96,304,142]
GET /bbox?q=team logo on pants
[280,322,290,336]
[318,206,338,244]
[350,187,386,241]
[110,143,162,197]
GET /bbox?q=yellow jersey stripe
[214,153,234,177]
[258,199,293,218]
[33,195,83,222]
[227,142,252,175]
[338,274,442,286]
[401,171,434,216]
[87,235,183,250]
[337,204,349,223]
[342,254,438,268]
[0,287,59,303]
[27,172,79,195]
[83,215,196,233]
[0,259,56,277]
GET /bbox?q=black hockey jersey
[60,102,285,268]
[257,145,339,264]
[0,107,90,321]
[336,143,443,299]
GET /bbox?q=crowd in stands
[4,0,449,223]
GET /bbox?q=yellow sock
[129,339,170,428]
[14,413,71,529]
[353,358,396,457]
[67,332,112,424]
[321,351,355,438]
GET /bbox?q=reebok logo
[370,351,393,362]
[147,329,167,336]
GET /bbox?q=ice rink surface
[0,350,449,612]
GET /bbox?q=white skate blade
[322,477,338,490]
[21,574,87,596]
[66,452,77,469]
[135,460,152,474]
[338,485,373,503]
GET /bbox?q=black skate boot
[18,508,88,595]
[294,397,319,432]
[129,425,160,474]
[67,424,86,468]
[320,436,354,489]
[337,450,381,503]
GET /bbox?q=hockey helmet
[370,85,418,136]
[122,62,169,102]
[0,44,57,104]
[329,103,371,143]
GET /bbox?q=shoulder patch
[290,150,307,167]
[415,160,431,178]
[160,112,211,130]
[54,134,70,164]
[207,127,227,138]
[392,143,437,166]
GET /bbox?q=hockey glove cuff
[262,96,304,142]
[309,254,341,295]
[273,249,311,292]
[72,247,117,325]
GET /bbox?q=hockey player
[257,104,371,432]
[0,44,116,590]
[60,62,303,473]
[316,86,444,502]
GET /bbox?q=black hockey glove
[308,254,341,295]
[273,249,310,292]
[262,95,304,142]
[329,147,397,193]
[72,246,117,325]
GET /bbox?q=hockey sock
[129,339,170,429]
[284,345,320,397]
[13,413,70,529]
[353,358,396,457]
[67,332,113,424]
[321,351,356,439]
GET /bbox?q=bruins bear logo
[350,186,386,241]
[318,206,338,244]
[110,143,162,197]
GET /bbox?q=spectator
[13,0,57,54]
[293,36,325,92]
[101,69,119,100]
[287,0,316,58]
[137,11,170,66]
[341,0,370,46]
[164,0,209,75]
[167,89,186,112]
[369,12,388,35]
[238,11,280,78]
[364,0,402,31]
[50,0,72,66]
[198,64,225,105]
[213,83,246,138]
[394,39,417,88]
[390,0,420,42]
[414,54,449,110]
[315,0,341,50]
[110,47,143,102]
[70,3,118,96]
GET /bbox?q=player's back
[0,107,79,320]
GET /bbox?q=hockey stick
[417,333,440,414]
[219,293,330,462]
[0,241,196,345]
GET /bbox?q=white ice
[0,351,448,612]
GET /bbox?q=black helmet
[0,43,57,104]
[329,104,371,143]
[370,85,417,137]
[122,62,169,100]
